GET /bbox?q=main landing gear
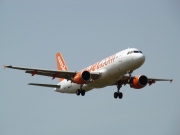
[114,70,133,99]
[76,84,85,96]
[76,89,85,96]
[114,81,123,99]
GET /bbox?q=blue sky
[0,0,180,135]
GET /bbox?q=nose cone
[137,54,145,65]
[139,54,146,64]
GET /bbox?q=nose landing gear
[127,70,133,83]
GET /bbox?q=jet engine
[130,75,148,89]
[73,71,91,84]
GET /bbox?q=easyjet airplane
[4,48,172,99]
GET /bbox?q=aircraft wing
[146,77,173,85]
[117,75,173,86]
[4,65,100,80]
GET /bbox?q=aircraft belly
[85,68,123,88]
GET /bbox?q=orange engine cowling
[130,75,148,89]
[73,71,91,84]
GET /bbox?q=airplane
[4,48,173,99]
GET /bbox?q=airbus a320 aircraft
[4,48,173,99]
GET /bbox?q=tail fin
[56,52,68,82]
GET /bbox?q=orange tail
[56,52,68,82]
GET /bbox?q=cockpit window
[127,51,143,55]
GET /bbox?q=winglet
[3,65,6,69]
[170,79,173,83]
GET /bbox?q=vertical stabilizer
[56,52,68,82]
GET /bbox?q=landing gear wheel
[76,89,81,96]
[114,92,123,99]
[118,92,123,99]
[114,80,123,99]
[81,90,85,96]
[114,92,118,99]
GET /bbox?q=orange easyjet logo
[58,56,66,71]
[85,54,116,71]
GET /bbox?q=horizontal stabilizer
[28,83,60,88]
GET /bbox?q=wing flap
[25,70,70,78]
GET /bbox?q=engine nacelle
[73,71,91,84]
[130,75,148,89]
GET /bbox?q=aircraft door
[119,55,122,63]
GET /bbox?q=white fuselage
[55,48,145,93]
